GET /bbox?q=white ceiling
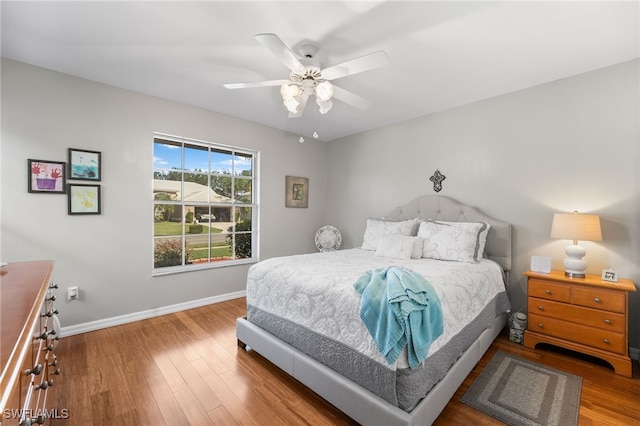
[2,1,638,142]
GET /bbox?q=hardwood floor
[48,298,640,425]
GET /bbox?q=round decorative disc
[315,226,342,252]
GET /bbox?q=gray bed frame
[236,195,512,425]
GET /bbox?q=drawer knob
[19,415,45,426]
[537,323,544,328]
[24,364,43,376]
[537,306,544,311]
[604,319,611,325]
[594,298,601,303]
[545,289,552,295]
[42,309,59,318]
[39,329,57,340]
[35,380,53,390]
[603,339,610,344]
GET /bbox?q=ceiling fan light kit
[280,79,333,115]
[223,33,389,119]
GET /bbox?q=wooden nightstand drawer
[528,279,571,302]
[528,313,625,354]
[571,287,625,313]
[528,298,625,332]
[524,270,635,376]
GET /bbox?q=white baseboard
[630,347,639,361]
[60,290,246,337]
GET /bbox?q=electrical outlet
[68,286,79,301]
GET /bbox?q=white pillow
[417,221,490,262]
[438,221,491,260]
[361,218,420,251]
[375,235,424,259]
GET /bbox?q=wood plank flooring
[48,298,640,425]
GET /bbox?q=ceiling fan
[223,33,390,118]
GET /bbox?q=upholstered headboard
[385,195,512,273]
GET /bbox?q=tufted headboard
[385,195,512,273]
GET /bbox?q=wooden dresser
[523,270,636,377]
[1,261,61,425]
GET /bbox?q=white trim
[60,290,246,337]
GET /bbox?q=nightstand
[523,270,636,377]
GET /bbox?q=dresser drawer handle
[20,415,45,425]
[24,364,43,376]
[594,298,601,303]
[604,319,611,325]
[537,323,544,328]
[34,380,53,390]
[537,306,544,311]
[603,339,610,344]
[545,290,552,295]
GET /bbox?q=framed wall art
[68,148,101,181]
[28,159,66,193]
[285,176,309,208]
[68,183,101,215]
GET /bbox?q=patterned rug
[461,351,582,426]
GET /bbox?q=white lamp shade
[550,212,602,242]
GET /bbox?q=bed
[236,195,512,425]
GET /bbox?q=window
[152,134,258,274]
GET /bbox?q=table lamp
[550,211,602,278]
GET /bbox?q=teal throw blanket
[353,267,444,369]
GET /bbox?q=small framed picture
[68,148,101,181]
[285,176,309,208]
[601,269,619,282]
[28,159,66,193]
[68,184,101,215]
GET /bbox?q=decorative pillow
[417,221,490,262]
[438,221,491,260]
[374,235,424,259]
[361,218,420,251]
[411,236,424,259]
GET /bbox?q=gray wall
[324,59,639,350]
[1,59,327,327]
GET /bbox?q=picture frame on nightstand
[601,268,619,282]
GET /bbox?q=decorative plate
[315,226,342,252]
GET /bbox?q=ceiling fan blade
[288,93,309,118]
[223,79,290,89]
[321,51,390,81]
[331,85,372,110]
[255,33,306,74]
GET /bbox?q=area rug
[460,351,582,426]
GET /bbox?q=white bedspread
[246,248,506,370]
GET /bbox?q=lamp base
[563,243,588,278]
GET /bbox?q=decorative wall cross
[429,169,446,192]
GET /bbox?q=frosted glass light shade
[315,81,334,101]
[280,84,299,99]
[550,212,602,278]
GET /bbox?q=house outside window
[153,134,258,274]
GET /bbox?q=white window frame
[152,133,259,275]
